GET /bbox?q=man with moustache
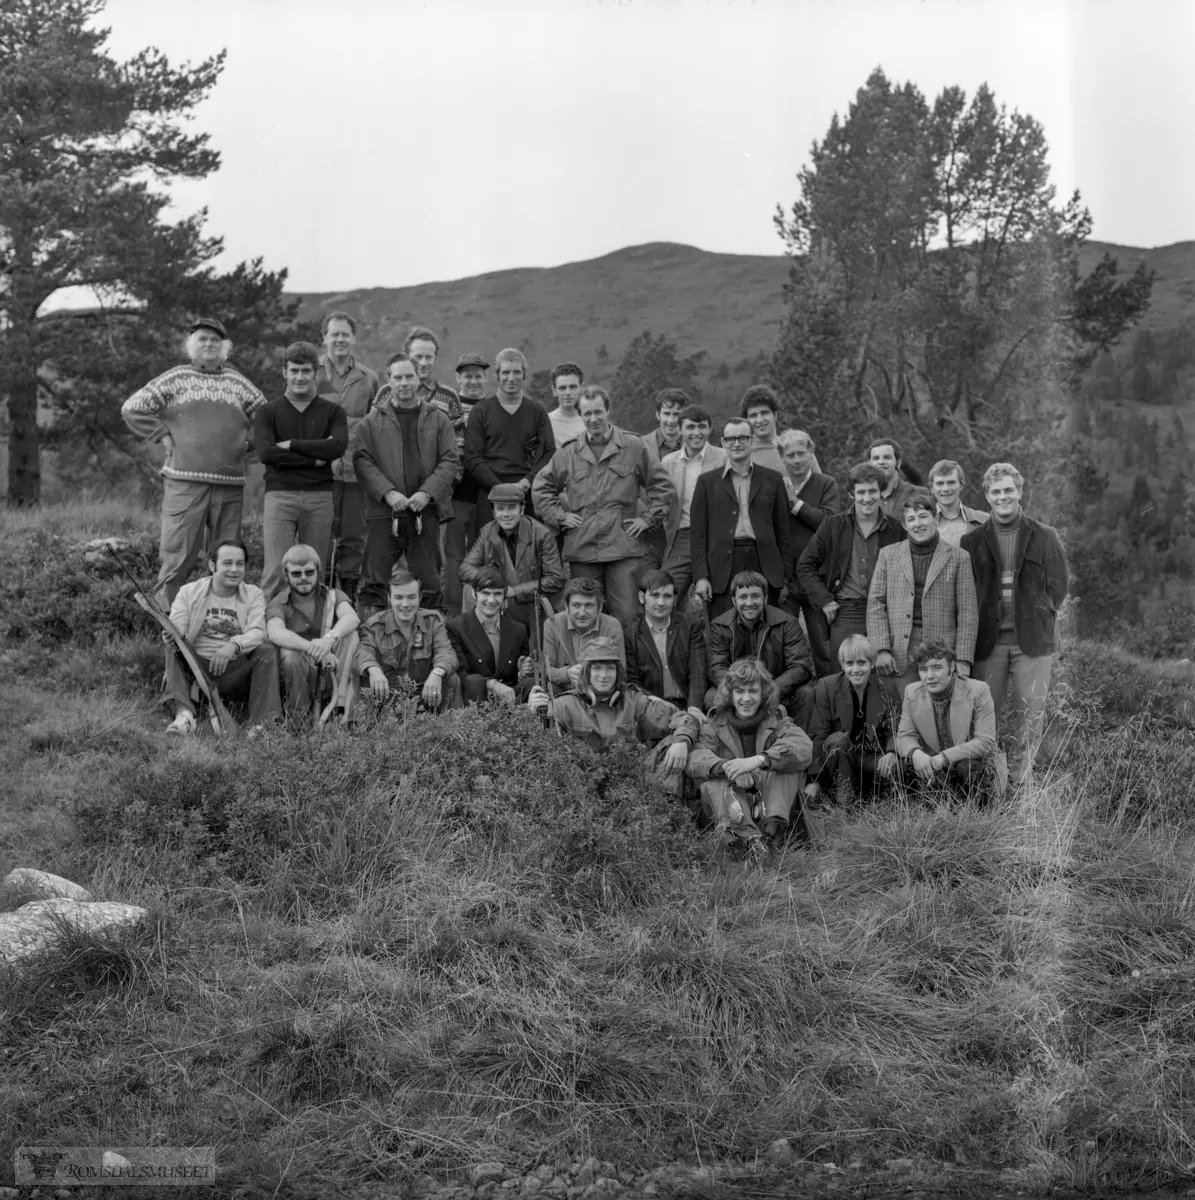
[690,416,794,619]
[547,362,586,449]
[961,462,1069,781]
[929,459,990,547]
[660,404,726,611]
[459,482,565,631]
[797,463,905,666]
[318,311,379,602]
[254,341,348,599]
[465,347,556,530]
[777,428,840,677]
[442,351,491,614]
[351,353,459,613]
[266,543,361,722]
[447,566,533,706]
[532,385,673,626]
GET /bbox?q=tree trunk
[6,375,40,507]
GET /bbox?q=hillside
[291,239,1195,375]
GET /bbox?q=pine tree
[1,0,225,504]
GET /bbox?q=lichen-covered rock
[0,899,146,965]
[3,868,92,903]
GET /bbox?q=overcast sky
[98,0,1194,293]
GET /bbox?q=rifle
[313,584,356,730]
[106,544,239,737]
[530,573,561,736]
[325,535,340,590]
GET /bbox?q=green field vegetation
[2,503,1195,1199]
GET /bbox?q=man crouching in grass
[896,640,1007,804]
[687,659,814,860]
[164,539,282,734]
[266,543,360,724]
[355,566,462,712]
[526,638,698,800]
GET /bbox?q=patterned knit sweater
[121,364,266,485]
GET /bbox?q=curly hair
[711,658,779,717]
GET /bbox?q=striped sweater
[121,364,266,485]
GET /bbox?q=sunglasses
[288,568,319,578]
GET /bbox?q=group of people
[120,315,1070,852]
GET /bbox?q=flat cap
[488,483,525,505]
[190,317,227,339]
[581,637,622,664]
[455,352,490,371]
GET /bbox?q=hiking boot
[165,710,196,736]
[759,816,787,840]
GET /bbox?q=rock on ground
[3,868,92,903]
[0,899,147,966]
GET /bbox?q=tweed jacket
[690,462,794,593]
[805,672,901,772]
[459,515,566,603]
[350,399,459,522]
[446,612,529,685]
[866,540,979,672]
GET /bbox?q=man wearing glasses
[690,416,794,618]
[266,543,361,722]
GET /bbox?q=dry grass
[1,503,1194,1196]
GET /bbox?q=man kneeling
[526,638,698,799]
[266,543,360,724]
[355,567,462,712]
[804,634,901,804]
[896,640,1007,803]
[687,658,814,854]
[447,566,533,706]
[164,539,282,734]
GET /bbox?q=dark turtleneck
[910,531,940,626]
[726,707,769,762]
[930,677,956,752]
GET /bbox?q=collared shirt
[936,503,988,547]
[474,613,501,662]
[678,444,715,529]
[645,617,682,700]
[786,469,812,508]
[723,460,756,541]
[838,514,883,600]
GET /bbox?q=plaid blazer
[866,541,978,673]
